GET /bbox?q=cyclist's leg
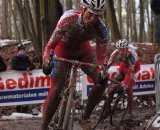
[81,56,107,120]
[122,68,134,118]
[128,78,135,117]
[41,62,70,130]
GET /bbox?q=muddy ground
[0,96,158,130]
[0,42,160,130]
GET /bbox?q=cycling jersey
[107,47,138,69]
[43,10,109,62]
[42,10,109,129]
[107,47,140,115]
[107,47,140,86]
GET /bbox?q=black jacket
[11,55,35,71]
[0,56,7,72]
[151,0,160,15]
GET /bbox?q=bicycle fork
[62,65,78,130]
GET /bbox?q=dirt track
[0,42,160,130]
[0,104,158,130]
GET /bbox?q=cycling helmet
[81,0,106,15]
[115,39,129,48]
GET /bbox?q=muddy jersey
[107,47,138,69]
[108,47,140,86]
[43,10,109,61]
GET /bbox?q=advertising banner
[82,64,155,99]
[0,69,50,106]
[0,64,155,105]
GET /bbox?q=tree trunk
[129,0,133,41]
[132,0,137,42]
[14,0,42,62]
[126,0,130,40]
[8,1,12,39]
[118,0,122,37]
[106,0,121,41]
[32,0,42,52]
[8,0,21,42]
[2,0,9,39]
[40,0,63,50]
[66,0,72,10]
[139,0,144,42]
[40,0,48,50]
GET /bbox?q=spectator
[0,55,7,72]
[151,0,160,44]
[11,44,35,71]
[11,44,35,113]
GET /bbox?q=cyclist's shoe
[81,118,91,130]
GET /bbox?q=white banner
[0,69,50,106]
[0,64,155,106]
[82,64,155,99]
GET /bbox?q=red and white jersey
[107,47,138,69]
[43,10,109,61]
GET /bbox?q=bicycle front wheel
[110,91,128,126]
[92,94,112,130]
[62,86,75,130]
[49,96,66,129]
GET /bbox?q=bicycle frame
[50,56,100,130]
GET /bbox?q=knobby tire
[110,92,128,126]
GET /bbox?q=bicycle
[48,53,101,130]
[92,77,134,129]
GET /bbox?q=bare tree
[106,0,121,41]
[2,0,9,39]
[132,0,138,42]
[139,0,145,42]
[118,0,123,36]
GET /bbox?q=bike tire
[68,101,75,130]
[62,86,75,130]
[110,91,128,126]
[92,94,112,130]
[50,96,66,129]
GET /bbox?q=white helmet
[115,39,129,48]
[81,0,106,15]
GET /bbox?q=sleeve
[133,60,140,73]
[43,28,65,63]
[107,49,119,69]
[43,13,70,63]
[94,19,109,43]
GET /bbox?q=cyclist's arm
[94,19,109,44]
[132,60,141,78]
[107,49,119,69]
[43,28,65,62]
[43,13,74,63]
[123,59,141,87]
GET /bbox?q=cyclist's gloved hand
[121,82,128,91]
[42,51,56,75]
[51,58,57,68]
[42,61,52,75]
[99,71,108,85]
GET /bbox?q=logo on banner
[84,64,155,98]
[0,70,51,106]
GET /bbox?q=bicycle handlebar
[49,50,120,85]
[52,56,101,69]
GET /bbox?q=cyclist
[42,0,109,130]
[106,39,140,118]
